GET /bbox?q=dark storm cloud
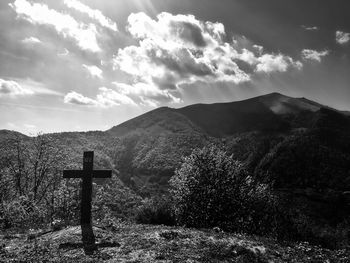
[152,74,178,90]
[146,47,214,78]
[169,20,207,47]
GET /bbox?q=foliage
[135,195,175,226]
[170,145,254,231]
[256,132,350,190]
[0,134,69,228]
[51,179,80,225]
[0,133,140,230]
[0,196,46,229]
[169,145,350,248]
[93,176,143,222]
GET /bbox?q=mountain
[108,92,331,138]
[105,93,350,193]
[2,92,349,193]
[2,93,349,188]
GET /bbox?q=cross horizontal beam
[93,170,112,178]
[63,170,112,178]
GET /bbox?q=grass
[0,222,349,262]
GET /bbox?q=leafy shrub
[169,145,298,238]
[135,195,176,226]
[0,196,46,229]
[170,145,253,231]
[93,176,143,221]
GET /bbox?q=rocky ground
[0,222,349,262]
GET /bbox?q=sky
[0,0,350,135]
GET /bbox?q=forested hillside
[1,92,350,248]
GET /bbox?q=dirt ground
[0,223,349,262]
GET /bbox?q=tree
[0,134,28,199]
[0,133,74,228]
[170,145,250,231]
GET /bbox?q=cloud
[64,88,136,107]
[64,91,97,106]
[83,64,103,79]
[64,0,117,31]
[96,87,136,106]
[112,82,182,106]
[10,0,101,52]
[336,31,350,45]
[0,78,33,97]
[301,49,329,62]
[22,36,41,44]
[302,25,319,31]
[2,78,62,96]
[19,78,63,96]
[114,12,251,90]
[113,12,302,104]
[255,53,302,73]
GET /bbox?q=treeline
[0,134,141,229]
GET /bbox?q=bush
[0,196,46,229]
[169,145,298,238]
[135,195,176,226]
[170,145,253,231]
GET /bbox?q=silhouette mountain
[108,92,343,138]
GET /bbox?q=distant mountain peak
[256,92,322,115]
[107,92,339,138]
[260,92,286,98]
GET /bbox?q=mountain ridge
[2,92,350,192]
[2,92,348,137]
[108,92,348,138]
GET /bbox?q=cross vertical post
[81,151,96,253]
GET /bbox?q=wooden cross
[63,151,112,254]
